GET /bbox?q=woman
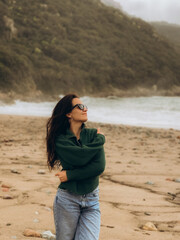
[46,93,106,240]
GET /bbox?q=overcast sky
[114,0,180,25]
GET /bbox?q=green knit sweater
[55,127,106,195]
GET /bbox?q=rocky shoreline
[1,85,180,104]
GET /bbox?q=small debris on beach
[41,230,56,240]
[166,178,174,181]
[101,224,115,229]
[23,229,41,237]
[3,195,13,199]
[2,187,9,192]
[46,190,51,195]
[3,139,14,143]
[145,181,154,185]
[144,212,151,216]
[44,207,52,211]
[11,236,17,239]
[106,225,115,229]
[33,218,39,223]
[27,165,33,168]
[38,169,46,174]
[2,183,11,188]
[174,178,180,183]
[11,169,21,174]
[167,192,176,198]
[166,178,180,183]
[142,222,157,231]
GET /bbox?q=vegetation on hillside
[151,21,180,52]
[0,0,180,100]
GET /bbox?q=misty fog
[115,0,180,24]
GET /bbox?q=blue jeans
[53,187,101,240]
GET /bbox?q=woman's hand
[55,171,68,182]
[97,128,104,135]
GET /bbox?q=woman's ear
[66,113,71,119]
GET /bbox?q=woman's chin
[82,117,88,122]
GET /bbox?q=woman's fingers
[55,172,60,176]
[55,171,68,182]
[97,128,104,135]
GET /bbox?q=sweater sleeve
[55,134,105,167]
[66,148,106,181]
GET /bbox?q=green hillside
[0,0,180,101]
[151,22,180,51]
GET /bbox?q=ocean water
[0,96,180,130]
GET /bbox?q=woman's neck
[70,123,82,139]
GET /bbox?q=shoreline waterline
[0,96,180,130]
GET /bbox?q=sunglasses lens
[78,104,87,110]
[72,104,88,111]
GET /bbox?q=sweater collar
[66,123,85,139]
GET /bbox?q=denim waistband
[58,186,99,197]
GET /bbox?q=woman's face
[68,98,88,123]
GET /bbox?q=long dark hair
[46,93,79,169]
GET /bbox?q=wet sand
[0,114,180,240]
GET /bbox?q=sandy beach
[0,114,180,240]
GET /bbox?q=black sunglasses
[71,104,88,111]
